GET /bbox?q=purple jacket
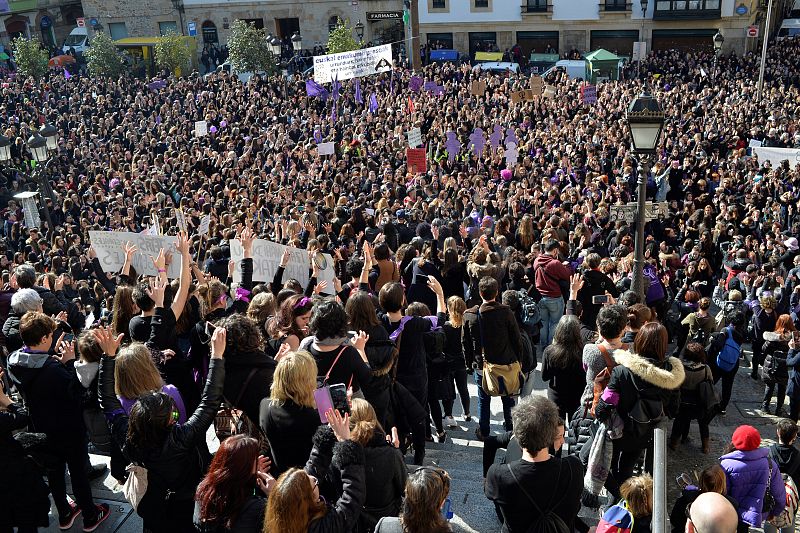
[119,384,187,425]
[720,447,786,527]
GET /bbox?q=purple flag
[331,101,337,123]
[409,76,423,93]
[390,69,394,95]
[306,79,329,100]
[156,115,162,125]
[332,73,341,101]
[354,79,363,104]
[369,93,378,113]
[63,67,71,79]
[424,81,437,93]
[314,128,322,143]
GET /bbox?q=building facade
[1,0,84,51]
[79,0,405,50]
[419,0,790,59]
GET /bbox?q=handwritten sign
[198,215,211,236]
[470,80,486,96]
[229,239,335,288]
[406,148,427,173]
[318,142,335,156]
[89,231,182,278]
[407,127,422,148]
[530,75,544,96]
[581,84,597,105]
[175,208,187,234]
[194,120,208,137]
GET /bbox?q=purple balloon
[220,120,227,128]
[209,126,218,133]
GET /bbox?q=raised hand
[146,277,167,308]
[353,330,369,351]
[280,248,291,268]
[314,280,329,295]
[427,276,444,297]
[54,332,75,364]
[54,274,65,292]
[93,326,124,357]
[151,248,167,272]
[326,408,351,442]
[211,327,227,359]
[275,342,291,362]
[124,241,138,258]
[569,273,584,297]
[174,231,191,257]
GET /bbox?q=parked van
[207,61,261,84]
[777,19,800,40]
[62,27,89,55]
[542,59,588,80]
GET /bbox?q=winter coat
[193,496,266,533]
[357,428,407,533]
[720,447,786,527]
[533,254,572,299]
[595,350,685,451]
[769,443,800,486]
[306,426,366,533]
[1,310,22,352]
[761,332,790,384]
[787,348,800,400]
[259,398,322,475]
[100,356,225,528]
[463,300,523,368]
[577,269,619,331]
[0,403,50,529]
[222,349,276,427]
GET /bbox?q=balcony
[600,1,633,12]
[521,1,552,14]
[653,0,721,20]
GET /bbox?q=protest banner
[89,231,181,278]
[313,44,392,84]
[530,76,544,96]
[748,139,763,148]
[317,142,335,156]
[752,146,800,166]
[406,147,427,173]
[175,208,187,233]
[198,215,211,236]
[229,239,335,289]
[470,80,486,96]
[510,90,525,104]
[581,84,597,105]
[195,120,208,137]
[407,127,422,148]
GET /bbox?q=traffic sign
[89,18,98,27]
[187,21,197,36]
[609,202,668,224]
[76,17,85,28]
[746,25,759,38]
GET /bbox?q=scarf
[581,422,613,509]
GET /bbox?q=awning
[475,51,503,61]
[430,49,459,61]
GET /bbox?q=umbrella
[0,53,9,60]
[48,55,76,67]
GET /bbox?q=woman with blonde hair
[349,398,407,533]
[115,343,187,423]
[442,296,470,426]
[374,467,452,533]
[263,409,366,533]
[247,292,276,340]
[258,351,321,475]
[619,474,653,533]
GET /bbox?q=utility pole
[410,0,421,71]
[757,0,773,101]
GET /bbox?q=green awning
[585,48,622,61]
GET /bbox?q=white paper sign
[407,127,422,148]
[175,208,187,233]
[195,120,208,137]
[632,41,647,62]
[753,146,800,166]
[317,142,335,156]
[229,239,335,289]
[748,139,763,148]
[198,215,211,236]
[89,231,182,278]
[313,44,392,84]
[20,195,40,229]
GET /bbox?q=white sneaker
[444,416,457,428]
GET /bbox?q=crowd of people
[2,23,800,533]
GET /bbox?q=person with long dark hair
[541,315,586,420]
[266,294,314,352]
[374,466,452,533]
[96,324,228,532]
[194,434,274,532]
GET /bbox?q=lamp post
[757,0,773,101]
[290,31,303,74]
[625,91,665,302]
[638,0,648,78]
[355,20,365,45]
[0,125,60,236]
[712,30,724,79]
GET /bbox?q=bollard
[653,427,667,533]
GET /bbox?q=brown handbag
[590,344,617,417]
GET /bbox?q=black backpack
[626,378,665,443]
[519,330,537,374]
[422,328,447,367]
[506,462,572,533]
[518,290,542,341]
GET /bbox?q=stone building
[1,0,84,51]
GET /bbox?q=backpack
[627,378,665,442]
[518,290,542,341]
[689,322,709,346]
[596,500,635,533]
[506,462,572,533]
[519,330,536,374]
[715,327,741,372]
[590,344,617,417]
[422,328,447,367]
[769,472,800,528]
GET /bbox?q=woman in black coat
[349,398,407,533]
[96,326,228,532]
[541,315,586,420]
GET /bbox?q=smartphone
[205,321,216,338]
[313,387,334,423]
[329,383,350,416]
[63,333,75,343]
[592,294,609,305]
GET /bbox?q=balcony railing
[521,3,552,14]
[653,0,721,19]
[600,2,633,12]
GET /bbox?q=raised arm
[121,241,138,278]
[171,232,192,321]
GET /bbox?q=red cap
[732,425,761,451]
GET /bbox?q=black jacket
[100,356,225,525]
[357,428,407,533]
[193,495,266,533]
[259,398,321,475]
[2,311,22,352]
[306,426,366,533]
[577,269,619,331]
[462,300,522,368]
[223,350,276,426]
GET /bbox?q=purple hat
[109,178,120,189]
[500,169,512,181]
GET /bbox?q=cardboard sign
[510,90,526,104]
[194,120,208,137]
[406,148,427,173]
[229,239,335,288]
[198,215,211,236]
[581,85,597,105]
[407,127,422,148]
[530,75,544,96]
[470,80,486,96]
[89,231,182,278]
[543,85,556,98]
[317,142,335,156]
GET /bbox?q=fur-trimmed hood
[613,350,685,390]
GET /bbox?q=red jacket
[533,254,572,298]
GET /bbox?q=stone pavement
[46,347,792,532]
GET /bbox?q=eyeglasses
[684,502,701,533]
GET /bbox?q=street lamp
[39,123,58,151]
[712,30,724,79]
[291,31,302,53]
[269,35,281,58]
[0,135,10,162]
[355,20,365,44]
[625,91,665,301]
[637,0,649,78]
[27,134,49,164]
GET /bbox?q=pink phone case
[314,387,334,423]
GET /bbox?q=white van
[62,27,89,55]
[542,60,588,80]
[777,19,800,40]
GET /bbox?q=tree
[227,20,276,74]
[11,37,48,80]
[84,32,124,78]
[326,18,360,55]
[154,31,192,76]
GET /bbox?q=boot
[761,402,771,415]
[702,437,711,454]
[668,434,680,451]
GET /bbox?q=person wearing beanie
[719,425,786,530]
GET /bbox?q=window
[474,0,489,7]
[432,0,446,9]
[604,0,628,10]
[108,22,128,40]
[328,16,340,33]
[655,0,720,10]
[201,21,218,43]
[158,21,178,35]
[242,18,264,30]
[525,0,548,13]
